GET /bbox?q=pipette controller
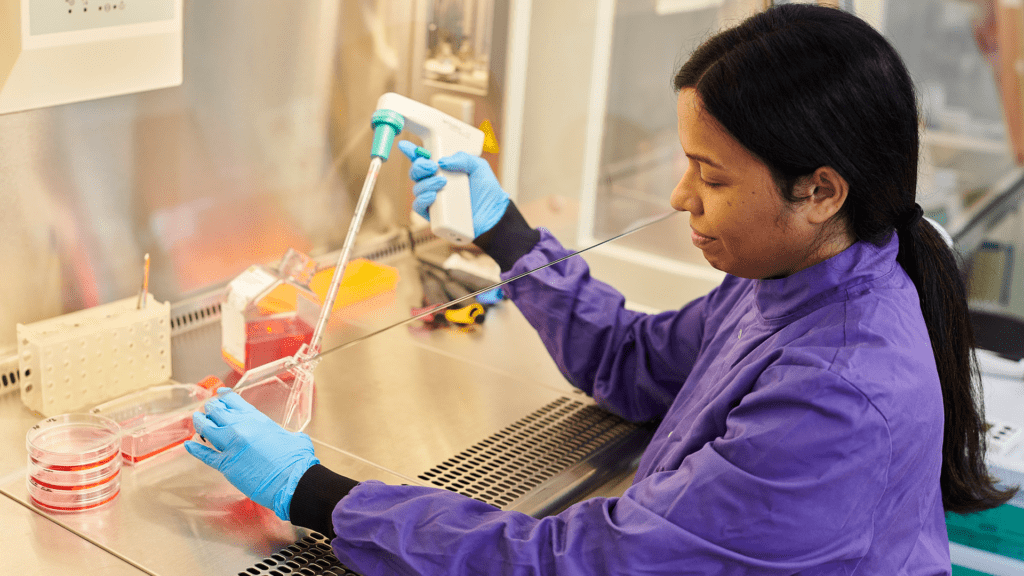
[311,93,485,352]
[371,92,485,246]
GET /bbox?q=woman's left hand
[185,388,319,521]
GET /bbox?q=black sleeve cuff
[473,201,541,272]
[289,464,359,539]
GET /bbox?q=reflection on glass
[592,2,751,264]
[424,0,494,95]
[883,1,1024,323]
[590,1,1019,258]
[887,0,1015,227]
[293,210,685,476]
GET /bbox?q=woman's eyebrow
[685,152,725,170]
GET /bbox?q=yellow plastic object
[253,259,399,315]
[480,119,500,154]
[310,258,400,312]
[445,303,485,325]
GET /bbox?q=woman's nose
[670,176,701,215]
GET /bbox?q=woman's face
[670,89,831,279]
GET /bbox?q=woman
[187,5,1016,574]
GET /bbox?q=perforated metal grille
[239,532,359,576]
[171,298,222,335]
[417,396,637,507]
[242,398,637,575]
[357,226,440,263]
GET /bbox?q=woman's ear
[804,166,849,224]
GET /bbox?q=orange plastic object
[254,283,305,315]
[310,258,400,313]
[197,376,223,392]
[253,258,399,316]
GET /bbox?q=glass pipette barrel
[309,155,384,353]
[229,156,384,429]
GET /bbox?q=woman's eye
[701,176,723,188]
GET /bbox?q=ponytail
[897,219,1017,513]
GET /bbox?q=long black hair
[674,4,1016,514]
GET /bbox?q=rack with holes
[987,419,1024,509]
[17,294,171,416]
[989,421,1024,458]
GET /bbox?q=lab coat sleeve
[499,228,708,422]
[327,364,891,575]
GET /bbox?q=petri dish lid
[26,414,121,470]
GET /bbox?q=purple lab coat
[328,229,951,575]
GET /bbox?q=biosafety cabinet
[0,1,652,574]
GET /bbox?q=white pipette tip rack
[17,294,171,417]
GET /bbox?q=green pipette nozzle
[371,109,405,160]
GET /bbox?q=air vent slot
[239,532,358,576]
[357,227,439,263]
[417,396,637,508]
[170,296,223,336]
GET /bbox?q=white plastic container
[18,294,171,416]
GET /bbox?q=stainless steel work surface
[166,254,610,484]
[0,491,147,575]
[169,253,579,400]
[305,293,593,473]
[1,338,419,575]
[0,432,416,575]
[168,287,637,496]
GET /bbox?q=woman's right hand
[398,140,509,239]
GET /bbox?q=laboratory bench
[0,241,651,576]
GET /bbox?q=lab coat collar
[753,232,900,323]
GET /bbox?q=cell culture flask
[221,249,321,374]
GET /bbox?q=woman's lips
[691,228,715,248]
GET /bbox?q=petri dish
[26,413,122,512]
[28,472,121,512]
[29,451,120,489]
[26,413,121,471]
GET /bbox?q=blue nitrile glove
[398,140,510,238]
[185,388,319,521]
[475,286,505,305]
